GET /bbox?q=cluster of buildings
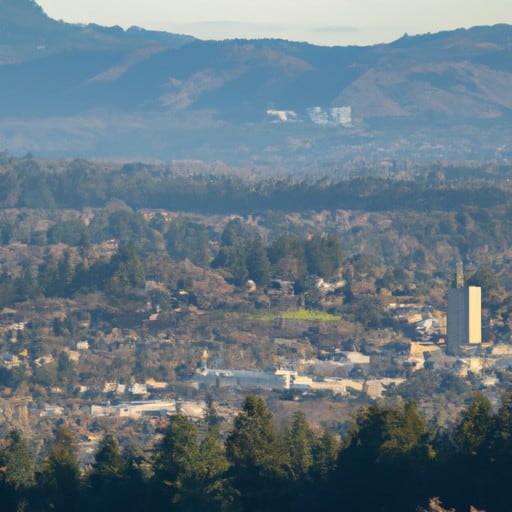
[265,106,352,126]
[193,349,403,400]
[0,259,505,440]
[187,262,502,399]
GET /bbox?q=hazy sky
[36,0,512,46]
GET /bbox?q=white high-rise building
[447,285,482,355]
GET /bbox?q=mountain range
[0,0,511,164]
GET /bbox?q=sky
[36,0,512,47]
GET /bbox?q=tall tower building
[447,263,481,355]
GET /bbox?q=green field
[257,309,340,322]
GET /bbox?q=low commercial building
[91,400,176,418]
[195,368,291,390]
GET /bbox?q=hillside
[0,1,511,162]
[0,0,194,63]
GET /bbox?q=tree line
[1,393,512,512]
[0,209,345,309]
[0,239,145,308]
[211,218,343,286]
[0,156,510,214]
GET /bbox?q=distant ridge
[0,0,195,62]
[0,1,511,162]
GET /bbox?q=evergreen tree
[268,235,307,280]
[87,434,126,512]
[194,426,232,512]
[0,430,34,490]
[78,228,91,259]
[56,351,74,389]
[336,402,434,512]
[37,424,81,512]
[212,218,251,285]
[453,393,493,456]
[485,393,512,510]
[286,411,313,480]
[152,413,232,511]
[151,414,200,510]
[38,249,59,296]
[117,443,150,512]
[57,250,76,296]
[226,395,288,512]
[310,429,340,481]
[212,244,248,286]
[305,234,342,279]
[0,430,34,512]
[166,217,210,265]
[489,392,512,458]
[17,258,38,300]
[445,393,495,510]
[108,240,145,292]
[220,218,246,247]
[303,428,341,511]
[245,236,272,286]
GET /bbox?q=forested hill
[1,1,512,161]
[2,1,512,124]
[0,0,194,62]
[0,155,510,213]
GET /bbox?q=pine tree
[486,393,512,510]
[37,424,81,512]
[446,393,496,509]
[268,235,307,280]
[286,411,313,480]
[87,434,126,512]
[195,426,232,512]
[108,241,145,292]
[310,429,339,480]
[453,393,493,456]
[336,402,434,512]
[0,430,34,490]
[213,218,250,286]
[226,395,288,512]
[246,236,272,286]
[305,234,342,279]
[151,414,200,510]
[0,430,34,512]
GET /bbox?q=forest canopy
[0,156,510,214]
[0,394,510,512]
